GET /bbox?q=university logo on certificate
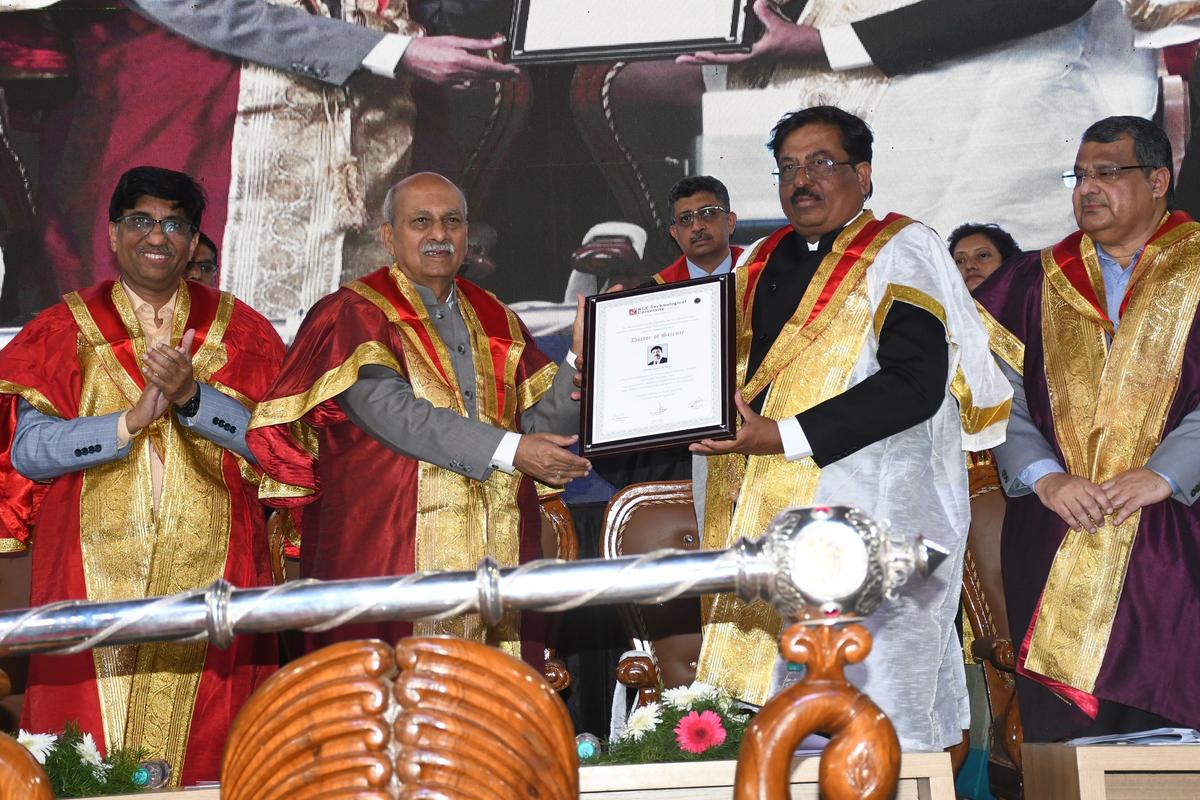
[580,274,735,456]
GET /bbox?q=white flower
[75,732,104,768]
[621,701,662,742]
[16,730,57,764]
[662,681,719,710]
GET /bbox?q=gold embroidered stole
[697,212,914,704]
[66,282,236,784]
[1025,216,1200,692]
[348,268,554,654]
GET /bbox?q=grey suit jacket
[10,385,255,481]
[337,281,578,481]
[991,362,1200,506]
[128,0,387,86]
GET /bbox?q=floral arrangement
[595,681,751,764]
[15,722,149,797]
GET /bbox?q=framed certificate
[581,274,736,457]
[508,0,755,65]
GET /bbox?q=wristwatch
[176,382,202,418]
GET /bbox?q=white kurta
[699,216,1010,751]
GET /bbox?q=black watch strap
[176,383,202,418]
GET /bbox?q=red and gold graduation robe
[247,266,557,662]
[0,280,283,785]
[650,246,744,284]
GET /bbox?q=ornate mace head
[742,505,950,623]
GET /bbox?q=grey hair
[382,176,470,225]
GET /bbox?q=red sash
[1050,210,1199,323]
[652,246,744,284]
[743,213,908,326]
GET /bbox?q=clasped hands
[125,329,198,435]
[1033,469,1172,532]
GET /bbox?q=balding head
[379,172,470,302]
[382,172,469,228]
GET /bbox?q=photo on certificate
[508,0,755,64]
[580,274,735,457]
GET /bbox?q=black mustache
[791,188,821,204]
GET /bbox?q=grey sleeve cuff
[10,400,130,481]
[176,384,256,463]
[1145,408,1200,505]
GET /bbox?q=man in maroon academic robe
[975,116,1200,740]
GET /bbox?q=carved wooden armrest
[544,654,572,692]
[615,653,661,706]
[971,636,1016,670]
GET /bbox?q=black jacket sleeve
[798,302,948,467]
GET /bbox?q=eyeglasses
[1061,165,1157,189]
[672,206,727,227]
[187,259,218,274]
[773,158,855,183]
[115,214,196,239]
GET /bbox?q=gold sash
[348,268,553,654]
[1025,220,1200,691]
[66,282,236,784]
[697,212,914,704]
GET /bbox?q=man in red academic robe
[0,166,283,784]
[247,172,589,663]
[595,175,745,489]
[651,175,742,285]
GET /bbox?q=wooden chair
[602,480,702,702]
[539,493,578,691]
[961,453,1024,799]
[221,636,578,800]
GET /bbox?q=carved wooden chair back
[602,480,702,698]
[222,636,578,800]
[961,454,1024,799]
[540,493,578,691]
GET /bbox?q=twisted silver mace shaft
[0,506,948,656]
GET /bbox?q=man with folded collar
[0,166,283,785]
[690,105,1010,751]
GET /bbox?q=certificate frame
[508,0,755,65]
[580,273,736,457]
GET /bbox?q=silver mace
[0,506,949,655]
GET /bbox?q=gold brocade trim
[71,285,238,785]
[1042,240,1114,334]
[349,268,524,654]
[248,341,403,429]
[0,539,28,553]
[974,300,1025,376]
[351,268,467,409]
[0,380,61,417]
[950,368,1013,437]
[697,227,881,705]
[1026,229,1200,692]
[258,475,315,501]
[517,362,558,415]
[872,283,947,336]
[741,213,913,404]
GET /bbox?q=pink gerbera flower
[674,710,727,754]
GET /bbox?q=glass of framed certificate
[580,274,736,457]
[508,0,755,64]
